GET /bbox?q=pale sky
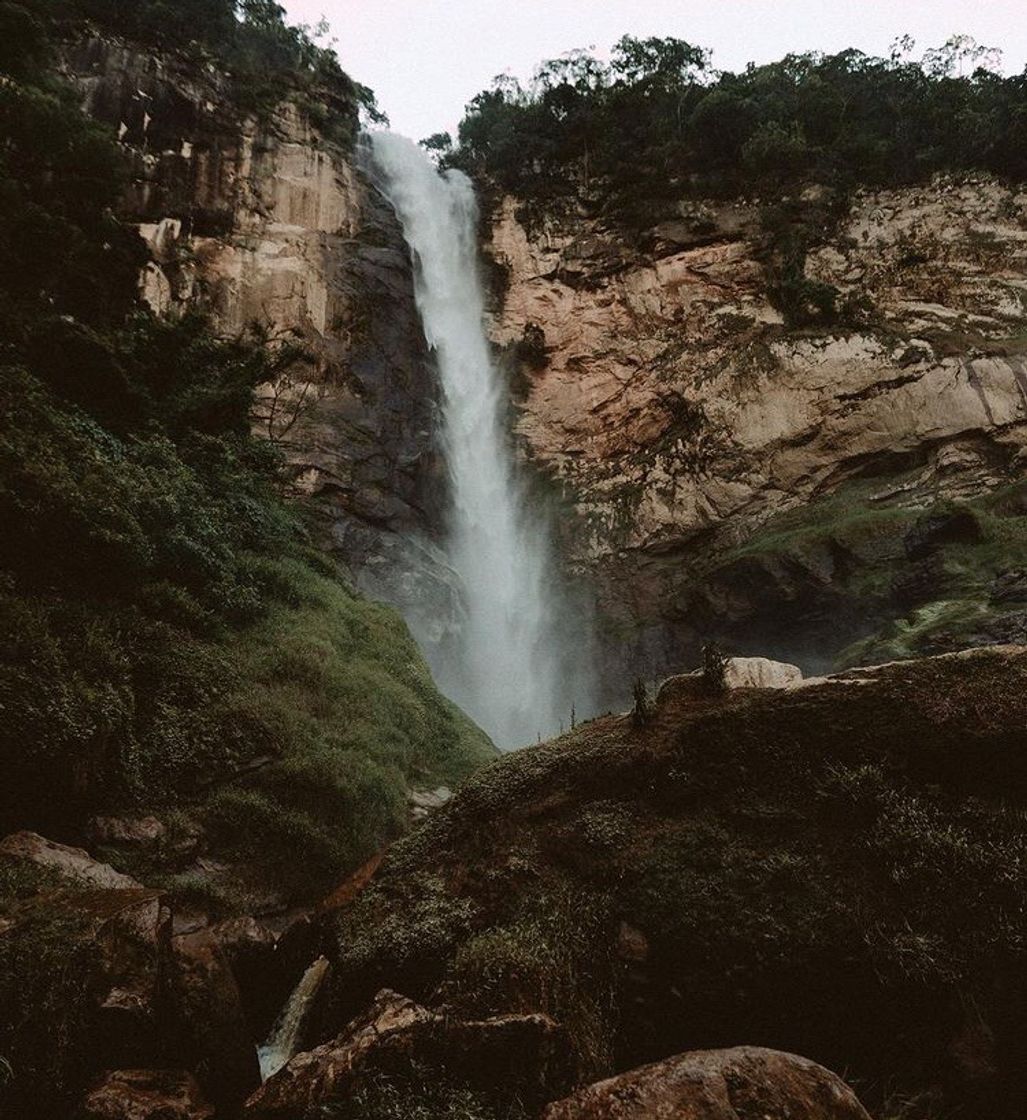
[283,1,1027,142]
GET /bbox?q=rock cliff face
[63,32,1027,695]
[486,179,1027,685]
[62,34,453,617]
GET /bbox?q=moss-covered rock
[325,647,1027,1120]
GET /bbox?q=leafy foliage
[450,34,1027,223]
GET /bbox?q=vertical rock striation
[62,33,455,618]
[485,179,1027,685]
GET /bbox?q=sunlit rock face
[61,34,455,622]
[486,178,1027,687]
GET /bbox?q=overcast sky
[282,1,1027,142]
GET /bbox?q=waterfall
[370,133,592,748]
[257,956,330,1081]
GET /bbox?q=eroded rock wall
[486,178,1027,683]
[62,34,453,615]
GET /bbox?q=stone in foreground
[79,1069,214,1120]
[0,831,141,889]
[543,1046,870,1119]
[243,988,571,1118]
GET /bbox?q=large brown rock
[0,831,141,890]
[79,1069,214,1120]
[243,989,571,1119]
[543,1047,871,1120]
[486,178,1027,683]
[168,928,261,1112]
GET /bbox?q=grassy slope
[327,648,1027,1120]
[692,472,1027,669]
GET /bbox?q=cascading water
[370,133,593,748]
[257,956,330,1081]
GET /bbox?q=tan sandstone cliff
[487,177,1027,680]
[63,33,456,623]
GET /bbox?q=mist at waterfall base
[370,132,595,749]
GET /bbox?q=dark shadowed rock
[168,928,261,1112]
[79,1069,214,1120]
[904,508,983,561]
[543,1047,871,1120]
[208,914,290,1036]
[243,988,571,1118]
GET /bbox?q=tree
[611,35,710,88]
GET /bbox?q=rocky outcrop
[243,988,571,1118]
[0,831,142,890]
[325,646,1027,1119]
[79,1069,214,1120]
[62,34,454,621]
[167,928,262,1111]
[543,1047,871,1120]
[486,178,1027,685]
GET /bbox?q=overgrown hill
[0,0,493,915]
[324,648,1027,1120]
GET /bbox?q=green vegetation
[0,0,490,906]
[334,1075,529,1120]
[447,34,1027,226]
[711,472,1027,667]
[0,897,95,1117]
[4,0,384,145]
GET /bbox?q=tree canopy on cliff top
[5,0,384,132]
[447,34,1027,223]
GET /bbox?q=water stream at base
[257,956,330,1081]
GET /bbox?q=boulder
[85,817,166,851]
[543,1046,871,1119]
[722,656,803,690]
[168,928,261,1112]
[243,989,571,1118]
[0,831,141,890]
[79,1069,214,1120]
[656,656,802,707]
[208,915,282,1036]
[408,786,453,820]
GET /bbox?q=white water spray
[370,133,592,748]
[257,956,329,1081]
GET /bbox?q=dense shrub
[448,34,1027,223]
[4,0,384,146]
